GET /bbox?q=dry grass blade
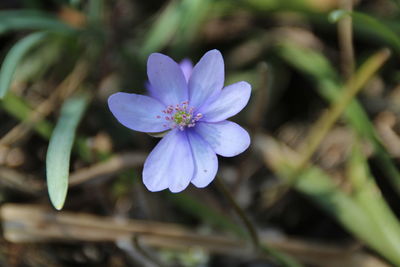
[297,48,391,171]
[338,0,355,79]
[0,60,88,147]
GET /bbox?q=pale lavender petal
[199,81,251,122]
[179,59,193,82]
[147,53,188,105]
[143,130,194,192]
[145,81,157,99]
[195,121,250,157]
[108,92,167,133]
[146,60,192,99]
[189,50,224,108]
[187,130,218,188]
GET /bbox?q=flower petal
[195,121,250,157]
[179,59,193,82]
[145,81,157,99]
[189,49,224,108]
[187,130,218,188]
[199,81,251,122]
[143,129,194,192]
[108,92,167,133]
[147,53,188,105]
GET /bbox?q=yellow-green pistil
[173,110,192,125]
[158,101,203,130]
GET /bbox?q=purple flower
[108,50,251,192]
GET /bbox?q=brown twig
[69,152,147,186]
[1,203,389,267]
[0,151,146,196]
[0,167,43,195]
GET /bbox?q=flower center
[158,101,202,130]
[173,110,191,125]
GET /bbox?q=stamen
[160,101,202,130]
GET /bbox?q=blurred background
[1,0,400,266]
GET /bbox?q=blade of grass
[139,2,181,57]
[140,0,212,57]
[0,10,75,34]
[235,0,313,13]
[277,43,375,138]
[277,43,400,194]
[0,60,89,147]
[0,92,53,139]
[337,0,354,79]
[70,0,82,7]
[46,93,89,210]
[170,0,212,55]
[347,140,400,262]
[0,91,94,163]
[297,48,390,171]
[15,36,64,83]
[256,134,400,266]
[329,10,400,54]
[88,0,104,25]
[0,32,48,98]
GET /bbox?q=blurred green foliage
[1,0,400,266]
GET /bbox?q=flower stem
[214,178,260,250]
[215,178,303,267]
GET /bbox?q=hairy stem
[215,178,260,250]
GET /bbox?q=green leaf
[170,0,212,54]
[70,0,82,8]
[46,94,89,210]
[0,32,48,98]
[329,10,400,53]
[88,0,104,24]
[139,2,181,57]
[140,0,212,57]
[347,141,400,261]
[0,10,75,34]
[14,36,65,83]
[258,135,400,266]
